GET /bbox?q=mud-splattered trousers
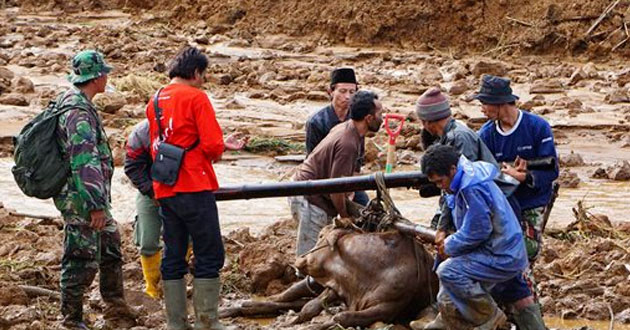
[437,157,528,326]
[52,87,125,323]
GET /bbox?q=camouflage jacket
[53,86,114,224]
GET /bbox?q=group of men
[49,45,557,330]
[52,47,246,330]
[291,69,558,330]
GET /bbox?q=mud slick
[17,0,630,57]
[1,200,630,329]
[0,202,299,329]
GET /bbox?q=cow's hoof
[282,315,301,326]
[423,313,446,330]
[410,319,429,330]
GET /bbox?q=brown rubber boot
[473,308,507,330]
[103,297,139,328]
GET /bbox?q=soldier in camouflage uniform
[53,50,137,330]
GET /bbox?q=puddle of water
[0,157,290,234]
[2,149,629,235]
[545,316,630,330]
[549,179,630,228]
[0,120,28,135]
[8,64,72,88]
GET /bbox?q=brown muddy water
[545,317,630,330]
[1,155,628,234]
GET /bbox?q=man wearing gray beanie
[416,87,496,227]
[416,87,498,330]
[416,87,497,174]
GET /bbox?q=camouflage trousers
[521,207,545,262]
[520,206,545,300]
[60,220,124,323]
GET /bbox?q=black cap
[330,68,358,87]
[474,74,519,105]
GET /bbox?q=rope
[301,242,330,257]
[373,172,435,306]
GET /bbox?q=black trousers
[158,191,225,280]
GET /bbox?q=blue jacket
[444,156,528,273]
[435,118,498,231]
[478,111,559,210]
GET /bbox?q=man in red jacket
[146,46,237,330]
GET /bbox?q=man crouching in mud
[421,144,528,330]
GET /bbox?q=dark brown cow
[222,225,439,329]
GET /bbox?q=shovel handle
[384,114,406,145]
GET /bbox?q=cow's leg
[269,277,321,302]
[332,302,399,328]
[219,299,311,318]
[288,288,339,325]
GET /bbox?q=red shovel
[384,114,405,173]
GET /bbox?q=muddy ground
[1,1,630,329]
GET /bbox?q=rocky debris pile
[592,160,630,181]
[223,219,298,297]
[558,168,581,188]
[93,91,126,114]
[559,151,586,167]
[0,198,304,329]
[0,66,35,106]
[0,202,162,329]
[18,0,630,57]
[539,201,630,322]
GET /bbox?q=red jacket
[146,83,224,199]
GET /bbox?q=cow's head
[296,225,351,279]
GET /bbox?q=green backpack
[11,95,89,199]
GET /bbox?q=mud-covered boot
[423,313,446,330]
[61,295,88,330]
[164,279,192,330]
[61,320,90,330]
[512,303,545,330]
[473,308,507,330]
[192,277,225,330]
[103,297,139,328]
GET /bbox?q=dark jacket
[305,104,364,168]
[124,120,153,198]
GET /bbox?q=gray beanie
[415,87,451,121]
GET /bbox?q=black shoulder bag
[150,88,199,186]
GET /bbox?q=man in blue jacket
[476,75,558,328]
[421,144,528,330]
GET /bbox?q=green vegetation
[244,137,305,155]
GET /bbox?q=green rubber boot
[192,277,225,330]
[512,303,546,330]
[163,279,192,330]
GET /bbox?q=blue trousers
[437,253,523,325]
[491,272,533,305]
[353,190,369,206]
[158,191,225,280]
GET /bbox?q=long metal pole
[214,171,429,201]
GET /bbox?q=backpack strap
[54,91,109,156]
[153,88,165,141]
[153,87,199,151]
